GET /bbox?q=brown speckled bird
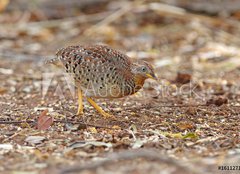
[47,45,157,118]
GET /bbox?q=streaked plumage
[47,44,157,118]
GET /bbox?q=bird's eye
[142,67,147,72]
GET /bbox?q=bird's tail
[45,57,58,64]
[45,57,64,68]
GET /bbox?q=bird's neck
[134,74,146,88]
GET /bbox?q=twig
[0,120,111,129]
[60,149,204,174]
[77,0,145,39]
[148,2,186,15]
[23,11,111,28]
[1,11,112,29]
[55,120,112,129]
[2,129,27,143]
[158,104,207,108]
[0,120,35,124]
[158,104,240,108]
[83,4,132,36]
[0,50,46,61]
[125,104,207,109]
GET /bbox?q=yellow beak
[146,73,158,80]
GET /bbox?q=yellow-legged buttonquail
[47,45,157,118]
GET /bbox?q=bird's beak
[146,73,158,80]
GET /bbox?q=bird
[47,44,157,118]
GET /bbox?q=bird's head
[132,61,157,86]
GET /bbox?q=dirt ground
[0,1,240,174]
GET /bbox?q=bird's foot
[76,88,84,116]
[76,109,84,116]
[100,111,115,119]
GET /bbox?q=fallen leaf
[34,107,54,112]
[88,127,98,133]
[168,132,183,138]
[182,132,198,139]
[196,136,224,144]
[131,139,147,149]
[129,124,138,134]
[37,109,53,130]
[149,130,198,139]
[25,136,46,144]
[0,144,13,150]
[33,149,49,160]
[176,122,195,131]
[112,125,121,130]
[0,144,13,154]
[68,141,112,150]
[65,123,80,131]
[148,130,182,138]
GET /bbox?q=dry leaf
[0,144,13,150]
[37,109,53,130]
[131,139,147,149]
[68,141,112,150]
[25,136,46,144]
[177,122,195,131]
[182,132,198,139]
[0,144,13,154]
[34,107,54,112]
[33,149,49,160]
[88,127,98,133]
[112,125,121,130]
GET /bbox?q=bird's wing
[83,45,134,81]
[82,45,132,69]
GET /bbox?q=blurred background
[1,0,240,81]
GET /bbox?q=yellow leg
[87,97,114,118]
[77,88,83,115]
